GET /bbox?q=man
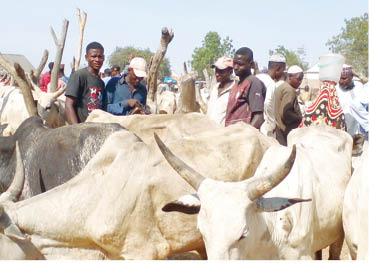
[102,68,112,85]
[39,62,54,92]
[225,47,266,128]
[104,57,147,115]
[65,41,105,124]
[207,56,235,126]
[336,64,368,136]
[111,65,121,78]
[257,54,286,136]
[274,65,303,146]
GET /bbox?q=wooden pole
[49,19,69,92]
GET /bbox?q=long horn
[247,144,296,201]
[0,142,25,202]
[154,133,205,190]
[51,86,66,99]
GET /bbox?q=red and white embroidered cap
[211,56,233,70]
[129,57,147,78]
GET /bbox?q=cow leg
[196,246,207,260]
[315,250,322,260]
[328,235,344,260]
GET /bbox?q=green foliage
[108,46,171,79]
[191,32,235,79]
[326,13,368,77]
[269,45,309,71]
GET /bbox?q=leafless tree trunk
[30,49,49,85]
[175,73,198,114]
[147,27,174,102]
[74,8,87,71]
[0,52,38,116]
[49,19,69,92]
[203,69,210,88]
[195,84,207,114]
[184,62,188,75]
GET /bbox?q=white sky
[0,0,367,76]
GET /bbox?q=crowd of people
[46,41,367,145]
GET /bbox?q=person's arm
[65,96,79,124]
[251,112,264,129]
[249,78,266,129]
[281,89,302,125]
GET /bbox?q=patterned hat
[341,64,353,77]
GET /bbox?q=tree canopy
[326,13,368,77]
[269,45,308,71]
[109,46,171,79]
[191,32,235,78]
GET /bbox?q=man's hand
[126,98,141,108]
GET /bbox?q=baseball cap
[211,56,233,70]
[129,57,147,78]
[112,65,120,72]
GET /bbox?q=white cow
[0,121,276,259]
[343,141,368,260]
[0,84,66,135]
[157,124,352,259]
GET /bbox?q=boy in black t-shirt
[65,42,105,124]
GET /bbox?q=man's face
[288,72,304,89]
[233,54,252,78]
[339,74,353,89]
[128,68,144,86]
[85,48,104,71]
[215,67,232,83]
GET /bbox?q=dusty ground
[168,241,350,260]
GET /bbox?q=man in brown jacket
[274,65,304,145]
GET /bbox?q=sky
[0,0,367,76]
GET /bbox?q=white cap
[287,65,303,74]
[269,54,286,63]
[129,57,147,78]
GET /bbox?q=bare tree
[175,71,198,114]
[74,8,87,71]
[0,52,38,116]
[49,19,69,92]
[147,27,174,102]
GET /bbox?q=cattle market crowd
[0,37,368,260]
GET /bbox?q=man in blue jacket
[104,57,147,115]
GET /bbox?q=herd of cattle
[0,80,368,259]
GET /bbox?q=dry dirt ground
[168,240,350,260]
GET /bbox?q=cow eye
[239,226,249,240]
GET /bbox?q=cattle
[0,116,124,199]
[157,124,353,259]
[0,84,66,136]
[86,110,223,145]
[343,141,368,260]
[0,121,276,259]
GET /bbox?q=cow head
[32,84,66,127]
[155,133,311,259]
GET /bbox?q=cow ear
[252,197,312,212]
[4,224,27,241]
[162,194,200,215]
